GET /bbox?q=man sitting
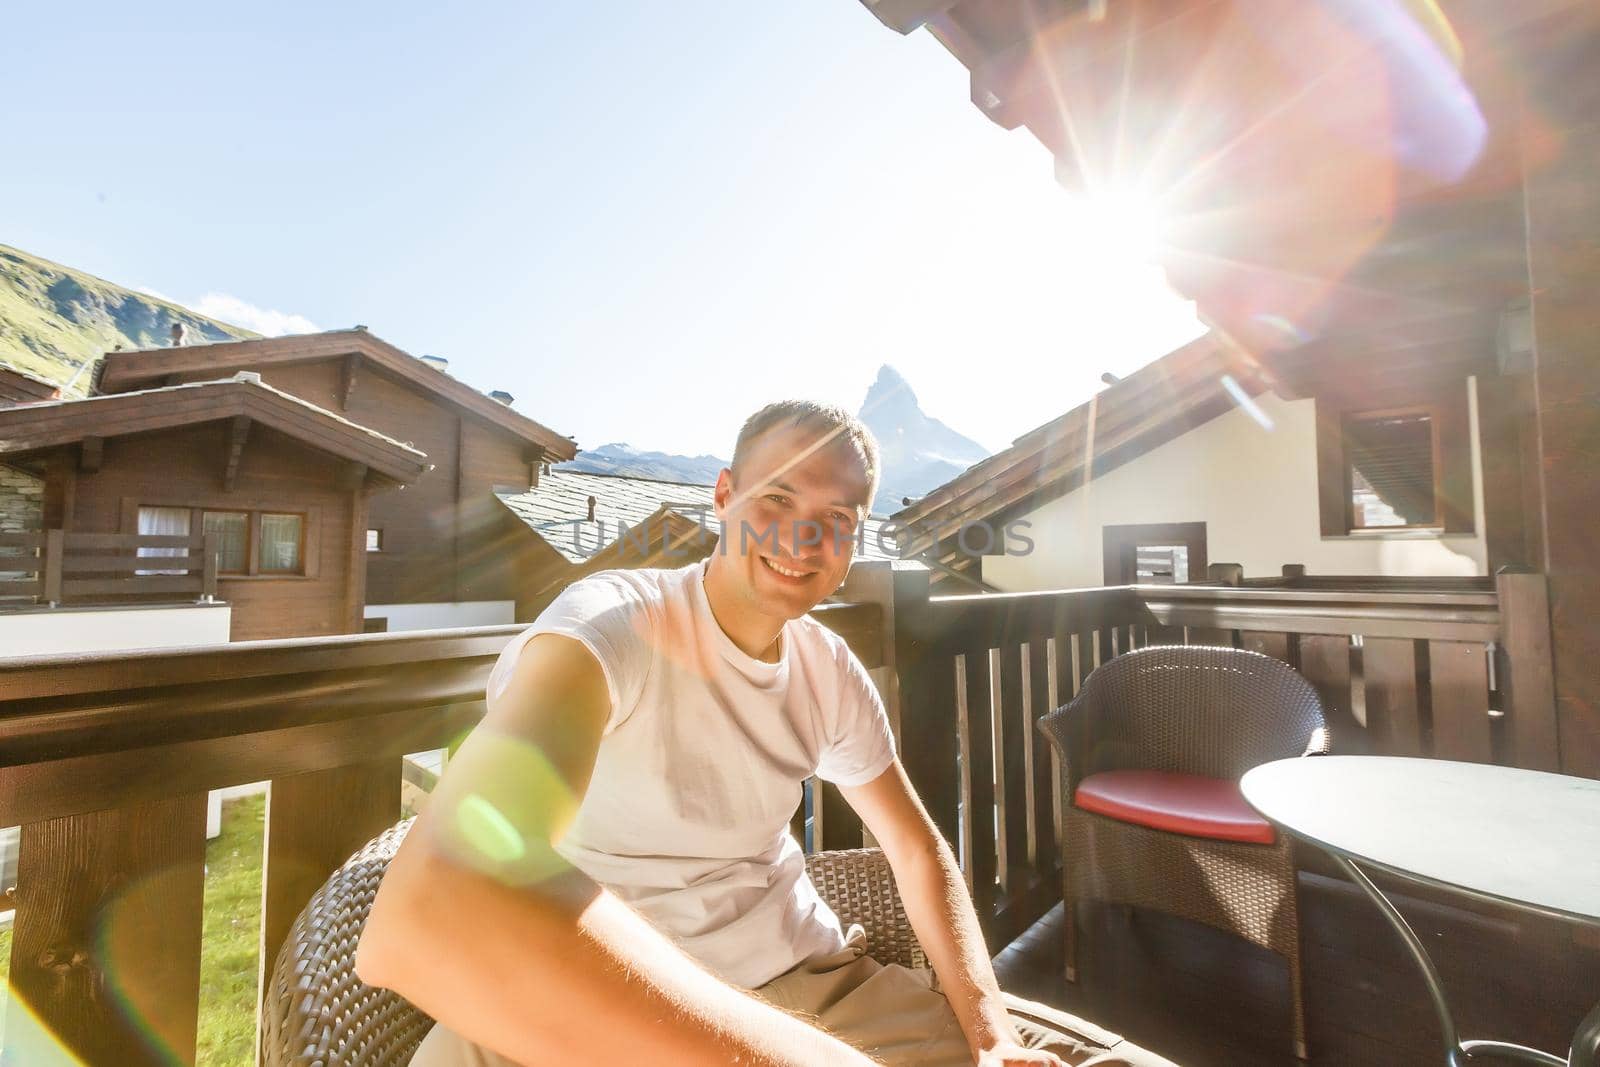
[357,402,1103,1065]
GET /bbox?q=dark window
[1316,383,1474,537]
[1346,411,1439,528]
[202,510,250,574]
[259,512,305,573]
[1103,523,1208,585]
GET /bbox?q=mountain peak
[856,364,989,515]
[865,364,914,406]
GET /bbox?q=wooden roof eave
[895,379,1261,557]
[0,380,431,487]
[96,330,578,462]
[892,335,1253,550]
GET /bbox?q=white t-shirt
[483,556,898,988]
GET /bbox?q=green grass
[196,793,267,1066]
[0,793,268,1066]
[0,242,254,390]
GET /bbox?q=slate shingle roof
[497,469,900,565]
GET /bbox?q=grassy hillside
[0,243,255,394]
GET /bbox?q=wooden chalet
[0,373,428,640]
[1,4,1598,1066]
[94,329,578,631]
[892,333,1270,592]
[496,469,720,615]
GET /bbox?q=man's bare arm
[356,633,875,1066]
[842,761,1064,1067]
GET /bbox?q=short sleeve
[814,641,898,787]
[486,570,656,733]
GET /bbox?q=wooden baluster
[1364,638,1424,756]
[258,759,401,1053]
[7,794,207,1066]
[42,528,63,606]
[902,643,961,855]
[1429,641,1493,763]
[201,532,218,602]
[1495,569,1560,772]
[996,642,1029,898]
[1240,631,1292,662]
[958,647,998,944]
[1025,638,1057,879]
[1299,635,1360,752]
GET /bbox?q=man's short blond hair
[731,400,880,512]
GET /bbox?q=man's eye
[765,494,788,505]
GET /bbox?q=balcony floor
[993,867,1600,1066]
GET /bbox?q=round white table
[1242,756,1600,1066]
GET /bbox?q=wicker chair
[263,820,1161,1066]
[1037,644,1328,1061]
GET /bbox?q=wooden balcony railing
[0,560,1559,1065]
[0,530,219,608]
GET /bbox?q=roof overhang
[0,362,63,405]
[891,332,1264,558]
[861,0,1581,368]
[0,375,431,486]
[95,329,577,462]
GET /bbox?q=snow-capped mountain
[858,364,990,515]
[557,442,729,485]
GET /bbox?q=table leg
[1333,855,1568,1066]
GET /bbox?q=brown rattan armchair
[261,819,1164,1066]
[1037,644,1328,1061]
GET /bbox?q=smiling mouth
[760,556,816,581]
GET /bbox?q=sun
[1058,188,1168,267]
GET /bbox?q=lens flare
[0,993,88,1066]
[95,863,208,1065]
[432,733,578,887]
[457,794,528,864]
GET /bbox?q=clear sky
[3,1,1202,457]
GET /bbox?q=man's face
[712,423,871,620]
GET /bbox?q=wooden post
[1524,70,1600,777]
[6,795,208,1066]
[200,533,218,602]
[42,528,63,605]
[1208,562,1244,586]
[1429,641,1494,764]
[1495,568,1560,771]
[257,760,401,1061]
[894,565,964,850]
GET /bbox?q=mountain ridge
[0,243,254,393]
[858,363,990,514]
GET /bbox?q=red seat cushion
[1074,770,1277,845]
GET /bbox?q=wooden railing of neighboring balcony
[0,560,1558,1065]
[0,530,219,607]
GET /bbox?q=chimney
[586,495,597,522]
[170,322,187,347]
[488,389,514,405]
[420,355,449,373]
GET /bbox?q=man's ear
[713,468,733,519]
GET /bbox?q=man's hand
[976,1041,1067,1066]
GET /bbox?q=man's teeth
[765,558,808,578]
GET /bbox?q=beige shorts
[408,925,1164,1066]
